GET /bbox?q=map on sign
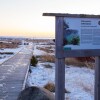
[63,17,100,50]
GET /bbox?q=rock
[17,86,55,100]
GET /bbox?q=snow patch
[27,63,94,100]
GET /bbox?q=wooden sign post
[43,13,100,100]
[95,57,100,100]
[55,17,65,100]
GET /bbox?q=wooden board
[0,45,33,100]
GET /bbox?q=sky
[0,0,100,38]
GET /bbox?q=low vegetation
[35,42,95,69]
[36,53,94,68]
[65,58,94,68]
[44,82,55,92]
[43,82,69,93]
[30,56,38,67]
[37,55,55,63]
[42,64,53,68]
[0,52,14,55]
[65,58,86,67]
[77,81,94,95]
[37,46,54,53]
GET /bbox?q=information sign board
[64,18,100,50]
[43,13,100,100]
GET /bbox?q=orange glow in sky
[0,0,100,38]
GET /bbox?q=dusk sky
[0,0,100,38]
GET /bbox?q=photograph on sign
[63,17,100,50]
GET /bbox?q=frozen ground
[27,43,94,100]
[27,63,94,100]
[33,45,47,56]
[0,45,24,64]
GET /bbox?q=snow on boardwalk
[0,44,33,100]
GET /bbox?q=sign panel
[63,17,100,50]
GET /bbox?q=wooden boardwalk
[0,45,33,100]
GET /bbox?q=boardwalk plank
[0,44,33,100]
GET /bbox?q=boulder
[17,86,55,100]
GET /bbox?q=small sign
[63,18,100,50]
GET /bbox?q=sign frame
[55,15,100,58]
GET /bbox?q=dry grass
[84,61,95,69]
[65,58,86,67]
[42,64,53,68]
[0,43,18,48]
[78,81,94,95]
[37,55,94,68]
[37,55,55,63]
[36,44,95,68]
[37,46,54,53]
[43,82,55,92]
[43,82,69,93]
[65,58,94,68]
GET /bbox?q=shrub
[65,58,85,67]
[43,82,70,93]
[30,56,38,67]
[43,82,55,92]
[65,58,95,69]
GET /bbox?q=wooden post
[95,57,100,100]
[55,58,65,100]
[55,17,65,100]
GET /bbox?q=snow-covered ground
[0,45,24,64]
[27,43,94,100]
[33,45,47,56]
[27,63,94,100]
[33,44,55,56]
